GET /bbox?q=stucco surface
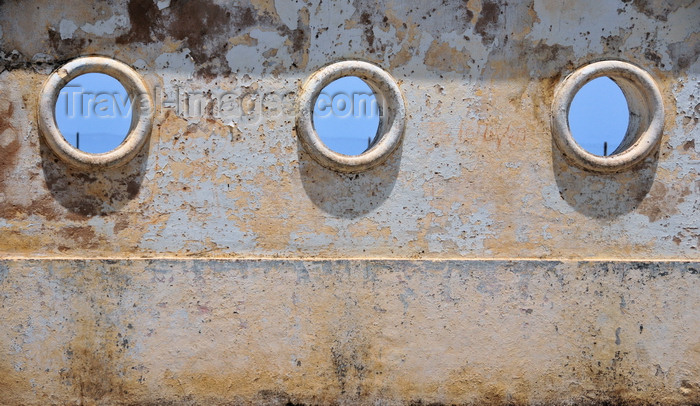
[1,260,699,405]
[0,0,697,258]
[0,0,699,404]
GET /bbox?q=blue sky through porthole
[568,77,629,156]
[312,76,380,156]
[54,72,132,154]
[55,73,630,158]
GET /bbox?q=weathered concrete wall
[0,0,697,258]
[0,0,698,404]
[0,260,699,405]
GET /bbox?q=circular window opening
[551,60,664,172]
[312,76,380,156]
[38,56,154,169]
[296,61,406,173]
[568,77,630,156]
[54,72,133,154]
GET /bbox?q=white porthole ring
[551,60,664,172]
[296,61,406,173]
[38,56,154,169]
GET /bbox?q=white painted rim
[296,61,406,173]
[551,60,664,172]
[38,56,154,169]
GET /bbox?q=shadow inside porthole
[297,136,402,219]
[551,138,659,219]
[40,137,151,217]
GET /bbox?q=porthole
[296,61,406,172]
[38,56,154,169]
[551,60,664,172]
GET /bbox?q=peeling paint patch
[58,19,77,40]
[80,15,129,36]
[155,48,195,74]
[541,184,575,215]
[424,40,471,74]
[274,0,298,30]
